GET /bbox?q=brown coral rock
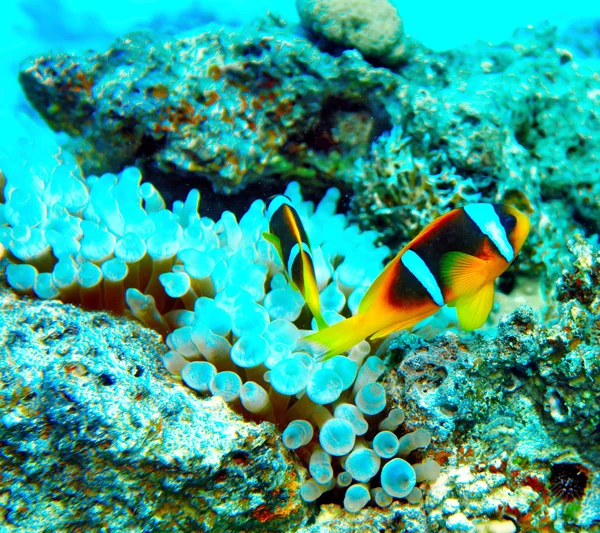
[297,0,405,65]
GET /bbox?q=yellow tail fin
[296,314,375,362]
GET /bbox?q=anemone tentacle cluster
[0,133,440,511]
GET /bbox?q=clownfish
[263,195,329,330]
[300,203,530,361]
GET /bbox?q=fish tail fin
[296,313,374,362]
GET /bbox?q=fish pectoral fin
[263,231,285,264]
[440,251,490,295]
[455,282,495,331]
[262,231,281,251]
[370,311,434,340]
[263,231,296,287]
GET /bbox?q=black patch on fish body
[388,209,486,307]
[269,203,311,265]
[290,249,307,294]
[268,200,317,293]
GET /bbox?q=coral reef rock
[0,287,309,532]
[379,235,600,532]
[18,15,398,194]
[296,0,405,65]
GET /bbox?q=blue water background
[1,0,598,151]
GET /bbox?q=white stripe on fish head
[464,204,514,262]
[267,195,293,217]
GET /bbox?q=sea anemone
[0,131,442,512]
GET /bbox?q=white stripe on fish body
[288,242,313,275]
[267,195,293,217]
[401,249,445,307]
[464,204,514,262]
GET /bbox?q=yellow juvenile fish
[301,203,530,360]
[263,195,328,330]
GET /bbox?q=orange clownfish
[300,203,530,361]
[263,195,329,330]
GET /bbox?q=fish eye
[505,215,517,231]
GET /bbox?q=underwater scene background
[1,0,600,531]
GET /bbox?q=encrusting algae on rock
[0,284,309,532]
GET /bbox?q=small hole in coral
[92,315,110,328]
[231,452,249,466]
[439,403,458,416]
[464,115,481,126]
[99,373,117,386]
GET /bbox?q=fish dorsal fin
[440,251,489,296]
[454,282,495,331]
[358,256,400,314]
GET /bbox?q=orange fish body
[301,204,530,360]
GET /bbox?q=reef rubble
[0,282,309,532]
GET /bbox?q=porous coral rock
[0,285,309,532]
[297,501,430,533]
[18,15,399,194]
[556,233,600,313]
[386,303,600,460]
[296,0,405,65]
[378,236,600,531]
[403,23,600,209]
